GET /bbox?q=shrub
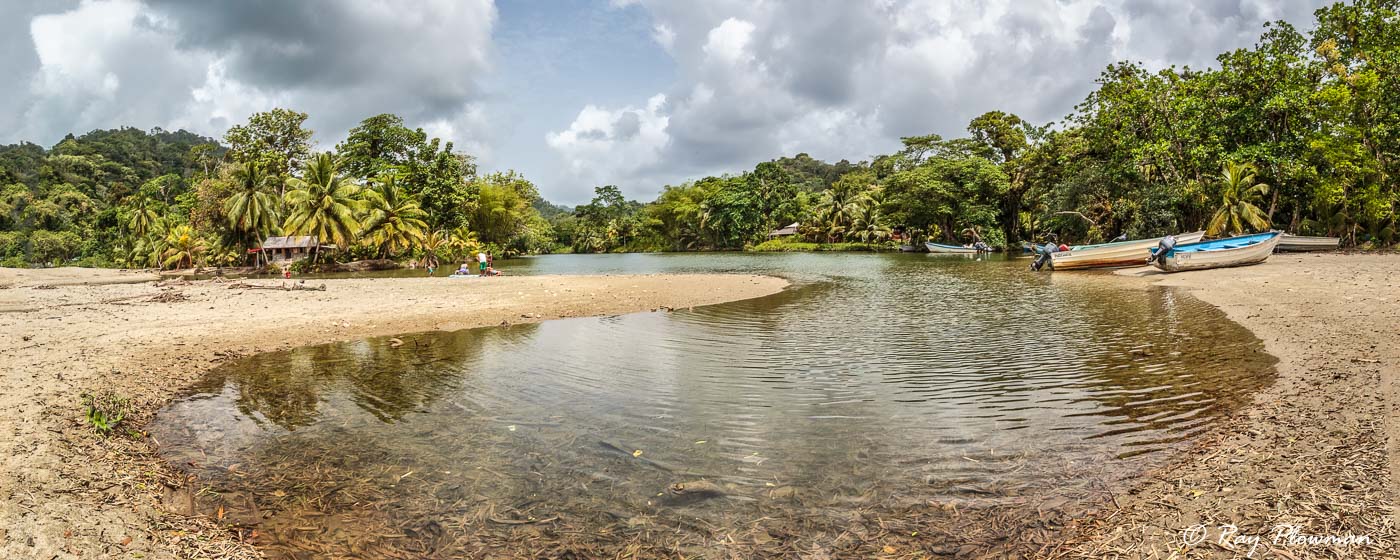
[750,238,886,252]
[81,391,132,437]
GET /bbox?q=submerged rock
[660,480,727,506]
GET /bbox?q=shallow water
[152,253,1275,557]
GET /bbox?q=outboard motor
[1147,235,1177,264]
[1030,242,1058,271]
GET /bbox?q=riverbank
[0,269,788,559]
[1055,253,1397,558]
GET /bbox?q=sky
[0,0,1328,205]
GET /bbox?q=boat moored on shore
[1151,231,1282,272]
[925,242,980,254]
[1277,234,1341,252]
[1048,231,1206,270]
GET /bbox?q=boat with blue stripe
[1151,231,1282,272]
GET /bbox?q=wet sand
[0,269,787,559]
[1057,253,1398,558]
[2,253,1396,559]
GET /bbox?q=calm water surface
[153,253,1275,557]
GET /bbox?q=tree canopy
[2,0,1396,268]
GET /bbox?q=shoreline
[2,254,1395,558]
[0,269,788,559]
[1057,253,1397,558]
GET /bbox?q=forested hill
[1,0,1395,268]
[0,128,223,265]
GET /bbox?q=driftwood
[226,281,327,291]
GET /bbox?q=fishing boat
[1151,231,1282,272]
[1277,234,1341,252]
[1048,231,1206,270]
[925,242,979,254]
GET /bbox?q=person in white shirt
[477,252,488,276]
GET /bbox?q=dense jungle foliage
[1,1,1394,267]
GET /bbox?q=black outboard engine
[1030,242,1058,271]
[1147,235,1177,264]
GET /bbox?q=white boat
[1277,234,1341,252]
[1049,231,1206,270]
[1152,232,1282,272]
[925,242,978,254]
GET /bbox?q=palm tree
[283,153,365,253]
[418,229,450,268]
[1206,162,1271,236]
[360,176,430,258]
[852,204,890,244]
[134,217,171,268]
[224,162,281,249]
[810,189,870,242]
[127,196,159,238]
[446,225,480,259]
[161,224,206,269]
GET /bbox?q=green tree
[282,153,365,250]
[223,162,281,249]
[470,171,544,252]
[224,108,314,191]
[28,230,81,264]
[360,176,430,257]
[1206,162,1272,236]
[336,113,478,229]
[125,195,159,239]
[160,224,206,269]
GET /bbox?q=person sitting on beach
[456,263,471,275]
[485,266,504,276]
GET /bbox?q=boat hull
[1049,231,1205,270]
[1277,235,1340,252]
[1153,232,1281,272]
[925,242,978,254]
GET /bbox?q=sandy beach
[0,269,788,559]
[1,254,1395,559]
[1060,253,1398,558]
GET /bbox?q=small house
[767,222,800,238]
[258,236,323,264]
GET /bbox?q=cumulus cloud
[546,94,670,188]
[546,0,1325,199]
[2,0,497,153]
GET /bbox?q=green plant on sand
[81,391,132,437]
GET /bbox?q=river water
[151,253,1274,557]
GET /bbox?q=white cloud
[546,0,1326,200]
[21,0,211,141]
[5,0,498,153]
[545,94,670,188]
[702,18,756,64]
[652,23,676,51]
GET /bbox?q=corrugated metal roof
[262,236,319,249]
[768,223,800,236]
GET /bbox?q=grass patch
[750,239,891,252]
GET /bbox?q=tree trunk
[1267,189,1279,223]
